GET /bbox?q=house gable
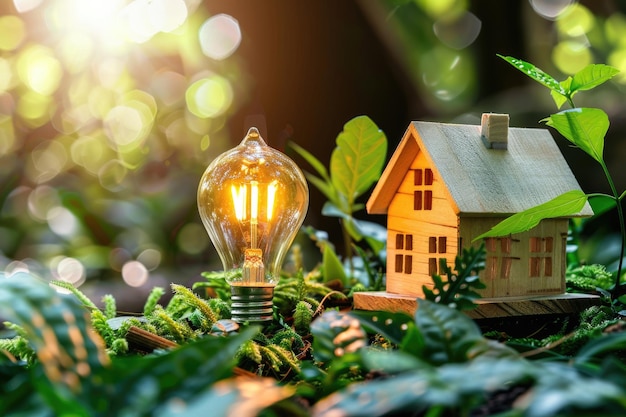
[367,119,593,217]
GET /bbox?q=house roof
[367,120,593,217]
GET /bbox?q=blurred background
[1,0,625,310]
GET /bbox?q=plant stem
[341,219,354,275]
[600,161,626,296]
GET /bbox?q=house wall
[386,150,459,297]
[459,217,569,298]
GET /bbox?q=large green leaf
[474,190,588,240]
[330,115,387,205]
[104,326,259,416]
[570,64,620,94]
[498,55,566,95]
[415,299,484,365]
[348,310,415,345]
[0,272,110,416]
[311,358,535,417]
[544,108,608,163]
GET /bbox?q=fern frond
[171,284,217,331]
[102,294,116,319]
[271,328,305,352]
[237,339,262,363]
[143,286,164,316]
[50,280,98,310]
[265,344,300,373]
[108,338,129,356]
[91,309,116,346]
[259,345,283,372]
[152,306,195,343]
[0,336,36,363]
[293,301,313,334]
[207,297,231,320]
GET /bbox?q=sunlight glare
[13,0,44,13]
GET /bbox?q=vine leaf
[474,190,588,240]
[498,55,565,95]
[570,64,620,94]
[330,115,387,209]
[543,108,608,164]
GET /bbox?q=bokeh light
[51,256,86,287]
[199,14,242,60]
[185,75,234,118]
[0,15,25,51]
[530,0,574,20]
[177,222,210,255]
[47,206,79,237]
[433,11,481,50]
[552,40,592,74]
[122,260,149,287]
[556,3,594,37]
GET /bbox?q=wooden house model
[365,114,593,299]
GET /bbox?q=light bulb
[197,127,309,323]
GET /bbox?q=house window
[428,235,447,275]
[395,233,414,275]
[529,237,554,278]
[484,237,516,280]
[412,169,434,211]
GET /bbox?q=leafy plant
[422,243,486,311]
[477,56,625,300]
[310,299,626,417]
[290,115,388,281]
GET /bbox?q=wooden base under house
[354,114,599,317]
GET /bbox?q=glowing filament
[231,184,247,221]
[267,181,277,220]
[250,181,259,223]
[230,181,278,249]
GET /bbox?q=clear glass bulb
[197,127,309,323]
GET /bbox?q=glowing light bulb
[197,127,309,323]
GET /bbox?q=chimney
[480,113,508,150]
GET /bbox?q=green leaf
[0,272,111,416]
[474,190,588,240]
[330,115,387,205]
[348,310,414,345]
[290,141,340,207]
[551,77,571,109]
[544,108,608,163]
[498,55,566,95]
[288,141,330,182]
[304,173,338,207]
[105,326,259,416]
[415,299,484,365]
[570,64,620,93]
[311,310,367,363]
[322,242,348,285]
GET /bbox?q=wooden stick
[127,326,178,351]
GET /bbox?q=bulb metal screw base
[230,285,274,323]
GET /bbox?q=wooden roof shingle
[367,120,593,217]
